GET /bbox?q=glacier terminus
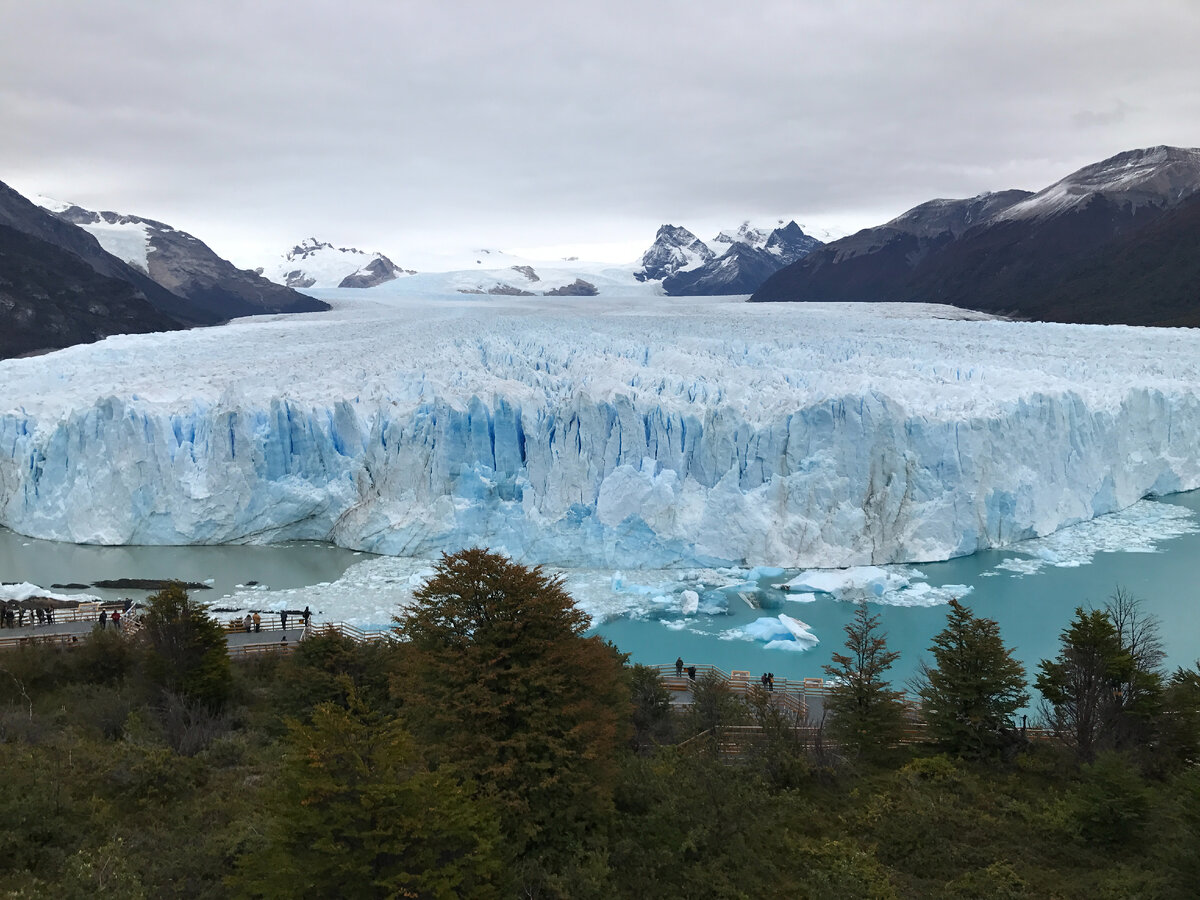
[2,292,1199,570]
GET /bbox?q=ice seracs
[2,294,1200,571]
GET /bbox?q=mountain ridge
[751,146,1200,325]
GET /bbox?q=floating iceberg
[680,589,700,615]
[3,295,1200,570]
[738,614,820,651]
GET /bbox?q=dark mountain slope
[750,191,1032,303]
[664,242,782,295]
[0,224,183,358]
[54,206,328,319]
[1002,191,1200,326]
[0,181,217,325]
[751,147,1200,326]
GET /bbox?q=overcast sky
[3,0,1198,267]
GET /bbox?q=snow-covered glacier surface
[3,293,1200,569]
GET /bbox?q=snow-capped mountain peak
[997,145,1200,222]
[634,225,715,282]
[264,238,411,289]
[710,220,779,250]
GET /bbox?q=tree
[627,663,674,754]
[1037,604,1162,761]
[233,683,501,899]
[1157,662,1200,768]
[136,582,231,708]
[686,670,749,737]
[1105,587,1165,678]
[823,603,906,759]
[391,548,629,883]
[915,600,1028,758]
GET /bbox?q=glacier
[2,293,1200,570]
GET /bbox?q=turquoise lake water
[595,492,1200,689]
[2,493,1199,695]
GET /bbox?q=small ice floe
[991,499,1199,578]
[680,590,699,615]
[734,614,820,652]
[784,565,907,598]
[745,565,785,581]
[0,582,101,604]
[782,565,967,607]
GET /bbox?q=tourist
[252,612,261,633]
[280,609,288,631]
[111,610,121,630]
[687,665,696,680]
[767,672,775,692]
[243,613,253,633]
[99,610,107,630]
[675,657,684,677]
[302,606,311,628]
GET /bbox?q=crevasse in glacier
[2,295,1199,569]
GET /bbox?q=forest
[1,548,1198,899]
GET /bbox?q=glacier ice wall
[2,296,1200,569]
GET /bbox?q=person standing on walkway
[111,610,121,631]
[280,609,288,631]
[252,612,261,633]
[767,672,775,692]
[675,657,684,677]
[243,613,252,633]
[99,610,108,630]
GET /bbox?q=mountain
[48,204,328,319]
[0,223,184,358]
[1,181,215,326]
[663,241,783,295]
[0,180,210,357]
[650,219,823,295]
[261,238,413,290]
[751,146,1200,326]
[634,225,715,282]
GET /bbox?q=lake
[2,492,1199,693]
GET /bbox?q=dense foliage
[915,599,1029,758]
[1,574,1198,898]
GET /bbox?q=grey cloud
[2,0,1199,265]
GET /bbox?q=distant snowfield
[2,294,1200,573]
[79,219,154,273]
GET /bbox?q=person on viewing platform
[687,666,696,680]
[98,610,107,630]
[302,606,311,628]
[280,610,288,631]
[675,657,684,677]
[111,610,121,630]
[252,612,261,633]
[243,613,252,633]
